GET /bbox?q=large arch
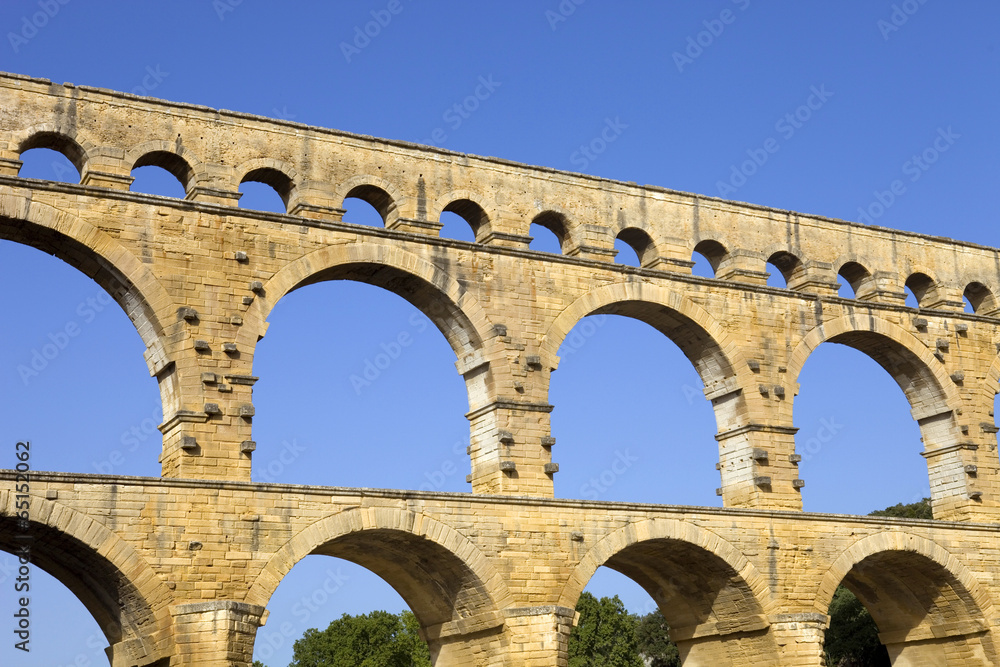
[540,281,755,420]
[816,532,997,664]
[251,242,494,371]
[0,190,179,406]
[0,488,174,664]
[248,507,512,665]
[788,314,961,442]
[560,518,777,665]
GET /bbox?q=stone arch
[250,242,493,371]
[560,518,777,664]
[126,140,206,194]
[0,191,179,411]
[540,281,750,403]
[15,124,95,178]
[334,174,404,226]
[247,507,512,664]
[788,313,961,423]
[432,189,497,241]
[530,208,573,253]
[614,226,658,267]
[235,156,299,209]
[816,531,997,663]
[0,490,174,663]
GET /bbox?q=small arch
[615,227,656,267]
[838,261,875,299]
[766,250,804,288]
[530,210,568,254]
[692,239,728,278]
[905,272,935,307]
[241,166,294,211]
[131,150,194,197]
[441,198,489,242]
[339,179,399,227]
[17,131,87,181]
[964,282,997,314]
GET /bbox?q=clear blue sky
[0,1,997,665]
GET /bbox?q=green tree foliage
[253,662,267,667]
[824,498,931,666]
[568,592,644,667]
[868,497,932,520]
[635,611,681,667]
[823,587,890,667]
[289,609,431,667]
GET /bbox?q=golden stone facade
[2,71,1000,665]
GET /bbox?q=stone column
[170,601,265,667]
[502,606,577,667]
[770,613,828,667]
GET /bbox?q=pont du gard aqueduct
[3,70,1000,667]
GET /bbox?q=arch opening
[342,184,395,226]
[692,240,727,278]
[131,151,192,198]
[905,272,935,308]
[823,548,996,665]
[252,278,472,490]
[551,313,720,505]
[441,198,488,242]
[565,525,777,667]
[615,228,655,267]
[0,509,170,664]
[794,342,924,514]
[0,239,165,476]
[964,282,996,315]
[240,167,293,213]
[251,516,510,666]
[766,251,803,289]
[529,211,568,254]
[17,146,81,184]
[838,261,875,300]
[17,131,86,180]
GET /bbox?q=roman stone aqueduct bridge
[1,71,1000,665]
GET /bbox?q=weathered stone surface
[2,72,1000,665]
